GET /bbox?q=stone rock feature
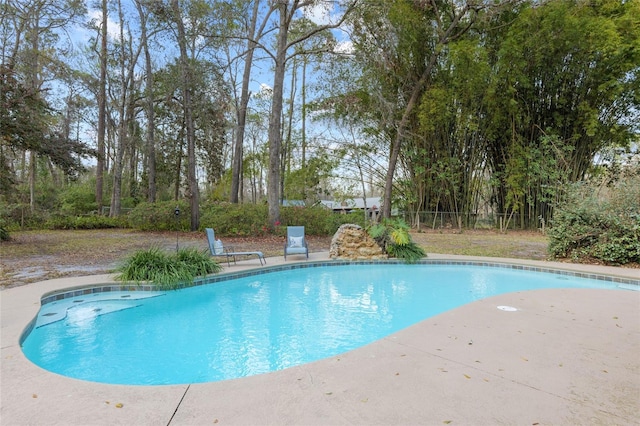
[329,224,388,260]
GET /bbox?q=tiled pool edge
[195,259,640,286]
[36,259,640,306]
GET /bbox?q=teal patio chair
[206,228,265,266]
[284,226,309,260]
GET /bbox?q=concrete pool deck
[1,253,639,425]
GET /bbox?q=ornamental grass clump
[115,247,222,290]
[175,247,222,278]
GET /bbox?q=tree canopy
[1,0,638,230]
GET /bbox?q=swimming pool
[21,262,632,385]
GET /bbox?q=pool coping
[2,252,639,425]
[36,258,640,307]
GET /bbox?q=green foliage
[330,211,367,234]
[280,206,365,235]
[175,247,223,279]
[59,181,98,215]
[0,197,126,230]
[368,218,426,263]
[43,214,125,230]
[484,0,640,227]
[0,203,51,229]
[128,200,190,231]
[199,203,365,236]
[283,154,338,202]
[386,242,426,264]
[200,202,269,236]
[367,223,387,240]
[1,65,97,183]
[347,0,639,230]
[548,176,640,265]
[0,217,9,241]
[115,247,222,290]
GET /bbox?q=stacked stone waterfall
[329,224,388,260]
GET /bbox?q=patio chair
[205,228,265,266]
[284,226,309,260]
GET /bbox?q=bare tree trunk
[28,151,35,211]
[266,0,358,225]
[27,6,40,212]
[301,57,307,169]
[175,129,183,201]
[282,60,296,201]
[109,0,128,218]
[126,77,138,199]
[230,0,260,204]
[382,66,430,219]
[134,0,156,203]
[267,3,289,225]
[96,0,107,213]
[171,0,199,230]
[109,0,144,217]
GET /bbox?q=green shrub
[280,206,329,235]
[199,203,365,237]
[43,214,126,230]
[0,220,9,241]
[59,183,98,215]
[115,247,222,290]
[368,218,426,263]
[0,203,50,229]
[548,177,640,265]
[128,200,190,231]
[330,210,368,231]
[200,202,269,236]
[280,206,366,235]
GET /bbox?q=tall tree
[1,0,88,208]
[230,0,261,204]
[168,0,199,230]
[95,0,107,213]
[109,0,143,217]
[265,0,358,225]
[484,0,640,227]
[134,0,157,203]
[352,0,491,219]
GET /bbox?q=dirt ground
[0,230,333,289]
[3,227,625,290]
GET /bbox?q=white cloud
[302,1,334,25]
[334,40,354,54]
[258,83,273,94]
[250,83,273,100]
[86,9,124,42]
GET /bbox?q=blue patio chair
[206,228,265,266]
[284,226,309,260]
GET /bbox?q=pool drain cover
[497,305,518,312]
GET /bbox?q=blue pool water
[21,264,625,385]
